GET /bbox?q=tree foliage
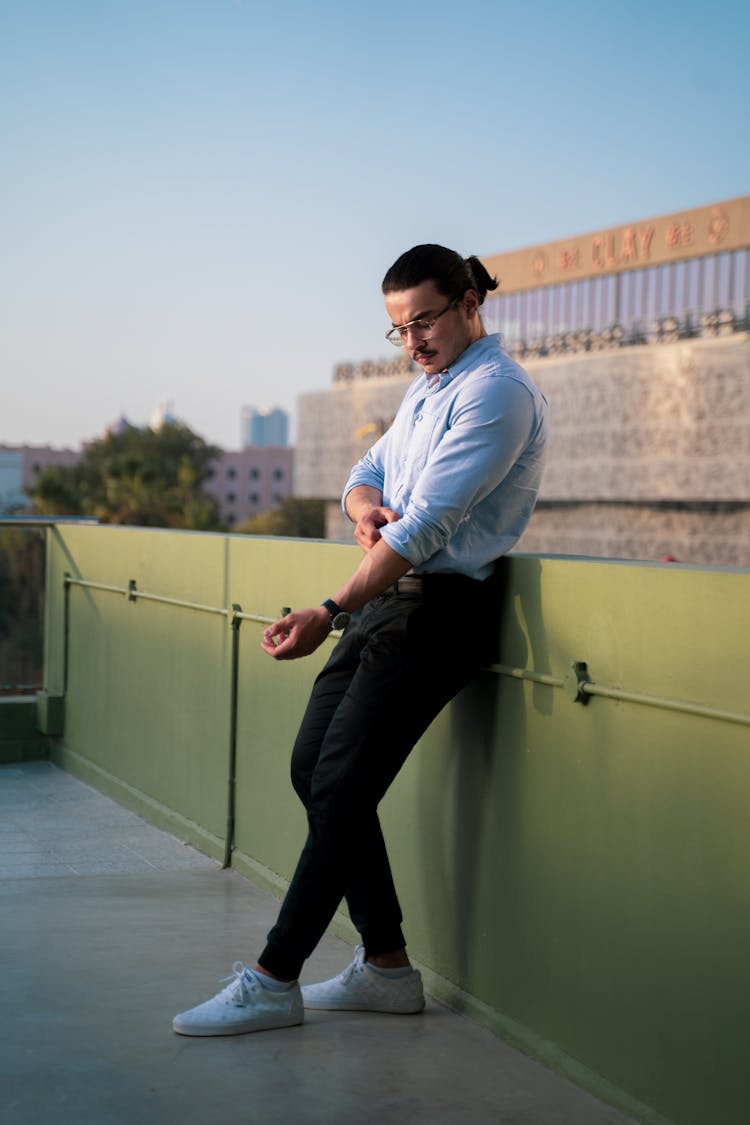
[0,528,45,689]
[235,497,326,539]
[30,423,224,530]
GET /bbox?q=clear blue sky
[2,0,748,451]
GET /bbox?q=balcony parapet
[21,521,750,1125]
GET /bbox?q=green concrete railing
[36,522,749,1125]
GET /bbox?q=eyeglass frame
[385,297,460,346]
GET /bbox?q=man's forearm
[344,485,383,523]
[262,537,412,662]
[331,538,412,613]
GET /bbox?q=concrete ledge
[36,689,65,736]
[0,696,50,763]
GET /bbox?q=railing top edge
[0,516,99,527]
[508,551,750,574]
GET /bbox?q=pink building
[22,445,82,490]
[1,441,294,528]
[203,445,294,527]
[0,444,82,510]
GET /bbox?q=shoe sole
[301,998,424,1014]
[172,1013,303,1036]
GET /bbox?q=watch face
[332,612,351,630]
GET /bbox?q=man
[173,244,548,1036]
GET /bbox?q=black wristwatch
[321,598,351,631]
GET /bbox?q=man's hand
[260,606,331,661]
[354,506,400,552]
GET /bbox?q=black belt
[383,574,425,594]
[383,572,484,596]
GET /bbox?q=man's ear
[463,289,480,316]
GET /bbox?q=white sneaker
[301,946,425,1014]
[172,963,303,1036]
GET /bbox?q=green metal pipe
[491,662,750,727]
[489,663,565,689]
[223,605,242,869]
[65,577,126,596]
[66,576,229,618]
[581,680,750,727]
[65,577,342,633]
[64,578,750,729]
[63,572,71,694]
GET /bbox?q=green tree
[235,497,326,539]
[30,423,224,530]
[0,527,45,690]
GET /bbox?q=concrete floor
[0,761,636,1125]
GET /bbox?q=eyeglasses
[385,299,459,346]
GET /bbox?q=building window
[226,492,236,504]
[249,492,259,504]
[272,467,285,481]
[226,466,237,480]
[249,467,260,480]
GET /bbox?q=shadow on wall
[415,557,550,994]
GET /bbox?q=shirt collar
[425,333,499,391]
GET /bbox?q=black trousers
[258,572,500,981]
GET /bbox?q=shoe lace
[219,961,256,1005]
[340,944,367,985]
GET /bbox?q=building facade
[295,195,750,567]
[481,194,749,355]
[0,444,83,512]
[204,445,294,527]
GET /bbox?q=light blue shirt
[342,334,548,581]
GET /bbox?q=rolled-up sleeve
[341,438,388,517]
[335,336,547,577]
[380,376,536,566]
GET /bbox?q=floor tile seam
[43,846,163,873]
[0,842,78,855]
[4,854,211,875]
[0,866,225,884]
[4,836,219,859]
[101,842,164,871]
[0,863,80,878]
[0,832,218,864]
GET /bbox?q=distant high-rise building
[241,406,288,448]
[0,447,25,510]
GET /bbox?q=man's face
[385,280,479,376]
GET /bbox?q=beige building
[295,195,750,567]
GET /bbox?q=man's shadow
[415,556,549,996]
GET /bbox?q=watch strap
[321,598,351,631]
[321,598,343,621]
